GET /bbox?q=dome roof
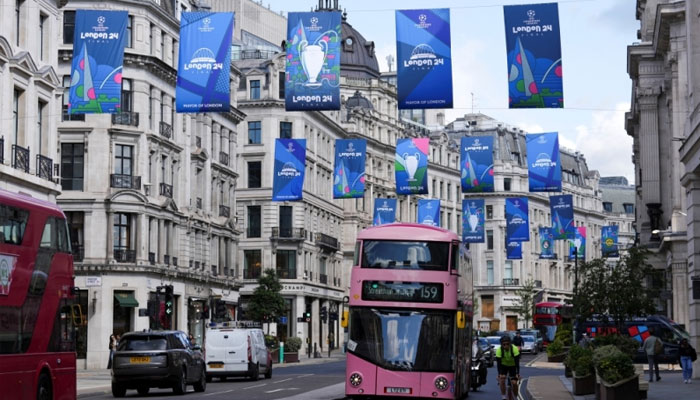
[346,90,373,110]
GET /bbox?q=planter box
[548,353,567,362]
[565,365,573,377]
[284,352,299,363]
[600,374,639,400]
[270,349,280,364]
[573,373,596,395]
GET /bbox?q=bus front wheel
[36,372,52,400]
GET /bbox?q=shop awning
[114,292,139,308]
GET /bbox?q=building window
[280,121,292,139]
[160,31,166,58]
[37,101,46,154]
[623,203,634,214]
[126,15,133,48]
[248,161,261,188]
[244,249,262,279]
[121,79,133,113]
[276,250,296,279]
[113,213,130,250]
[61,143,84,191]
[486,205,493,220]
[278,72,285,99]
[279,206,292,236]
[39,13,48,61]
[250,80,260,100]
[248,121,261,144]
[148,86,154,129]
[160,93,166,123]
[15,0,23,47]
[63,10,75,44]
[487,230,494,250]
[247,206,261,238]
[504,178,511,191]
[603,202,613,212]
[149,23,154,54]
[486,261,494,285]
[504,261,513,280]
[12,89,22,145]
[115,145,133,176]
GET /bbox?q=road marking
[243,383,267,389]
[203,389,233,397]
[266,389,285,393]
[274,378,293,384]
[296,373,314,378]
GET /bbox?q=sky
[262,0,637,183]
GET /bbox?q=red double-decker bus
[0,189,80,400]
[343,224,473,399]
[533,302,572,345]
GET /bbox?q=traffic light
[163,285,174,329]
[304,303,312,322]
[320,306,328,323]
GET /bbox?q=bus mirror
[457,311,466,329]
[341,310,349,328]
[72,304,86,327]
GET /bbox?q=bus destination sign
[361,281,443,303]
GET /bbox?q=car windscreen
[523,336,535,342]
[487,338,500,345]
[118,336,167,351]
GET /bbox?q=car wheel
[111,382,126,398]
[264,361,272,379]
[193,367,206,392]
[37,372,52,400]
[250,363,259,381]
[137,386,150,396]
[173,367,187,395]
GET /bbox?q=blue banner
[504,3,563,108]
[506,197,529,242]
[418,199,440,227]
[550,194,574,240]
[462,199,485,243]
[527,132,561,192]
[272,139,306,201]
[395,8,453,109]
[333,139,366,199]
[539,227,555,259]
[176,12,233,112]
[569,226,586,260]
[285,12,341,111]
[602,225,619,258]
[373,198,397,226]
[507,241,522,260]
[68,10,128,114]
[461,136,494,193]
[395,138,429,195]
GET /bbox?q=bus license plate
[129,356,150,364]
[209,363,224,368]
[385,387,412,394]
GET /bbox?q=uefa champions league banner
[285,12,341,111]
[504,3,563,108]
[507,241,522,260]
[373,198,397,226]
[395,138,429,195]
[176,12,233,112]
[69,10,128,114]
[462,199,485,243]
[506,197,530,242]
[395,8,453,109]
[550,194,574,240]
[461,136,495,193]
[418,199,440,227]
[539,227,555,259]
[569,226,586,260]
[527,132,561,192]
[272,139,307,201]
[601,225,619,258]
[333,139,366,199]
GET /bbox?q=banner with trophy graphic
[504,3,563,108]
[395,8,453,109]
[272,139,307,202]
[418,199,440,227]
[507,241,522,260]
[601,225,619,258]
[569,226,586,260]
[550,194,574,240]
[68,10,128,114]
[527,132,561,192]
[285,12,341,111]
[462,199,485,243]
[395,138,429,195]
[373,198,397,226]
[461,136,495,193]
[539,227,555,259]
[333,139,366,199]
[506,197,529,242]
[176,12,233,112]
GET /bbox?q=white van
[205,323,272,381]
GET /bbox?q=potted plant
[283,337,302,363]
[547,339,566,362]
[568,345,595,395]
[594,345,638,400]
[265,335,280,364]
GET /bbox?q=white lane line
[265,389,285,393]
[296,373,314,378]
[274,378,293,384]
[243,383,267,389]
[203,389,233,397]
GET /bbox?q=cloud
[593,0,638,34]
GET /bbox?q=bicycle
[504,373,519,400]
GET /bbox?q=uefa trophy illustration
[468,208,479,232]
[299,38,328,88]
[403,153,420,182]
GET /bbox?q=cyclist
[496,335,521,400]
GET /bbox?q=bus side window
[40,217,56,249]
[451,242,458,270]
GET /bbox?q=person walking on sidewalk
[643,328,662,382]
[678,338,697,384]
[107,334,117,369]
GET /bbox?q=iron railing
[219,205,230,218]
[243,268,261,280]
[503,278,520,286]
[277,267,296,279]
[36,154,53,181]
[271,227,306,239]
[315,232,339,251]
[159,182,173,198]
[232,49,278,60]
[12,144,30,173]
[112,112,139,127]
[219,152,229,166]
[110,174,141,190]
[159,121,172,139]
[61,109,86,121]
[114,248,136,263]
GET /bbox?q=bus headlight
[434,376,449,391]
[349,373,363,387]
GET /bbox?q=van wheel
[264,362,272,379]
[37,372,52,400]
[193,368,206,392]
[205,374,212,383]
[173,367,187,395]
[250,363,259,381]
[111,382,126,398]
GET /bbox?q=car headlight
[349,373,363,387]
[434,376,449,391]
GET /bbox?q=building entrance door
[506,315,518,331]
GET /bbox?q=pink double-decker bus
[343,223,473,399]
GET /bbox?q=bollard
[279,341,284,364]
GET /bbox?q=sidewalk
[77,349,346,397]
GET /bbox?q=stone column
[637,86,662,220]
[158,219,165,263]
[136,213,148,262]
[683,174,700,377]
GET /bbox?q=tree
[514,278,537,329]
[246,269,286,334]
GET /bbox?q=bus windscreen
[361,241,449,270]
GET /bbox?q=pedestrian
[642,328,663,382]
[578,332,592,349]
[678,338,697,384]
[188,333,196,346]
[512,331,524,349]
[107,334,116,369]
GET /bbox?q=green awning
[114,292,139,308]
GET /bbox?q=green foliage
[566,344,594,376]
[547,339,564,356]
[246,269,286,325]
[593,345,635,384]
[265,335,279,349]
[284,337,302,353]
[592,335,639,357]
[514,279,537,329]
[555,325,573,347]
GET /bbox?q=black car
[111,331,206,397]
[477,338,495,367]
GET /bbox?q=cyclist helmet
[500,335,511,344]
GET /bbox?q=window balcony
[114,248,136,263]
[36,154,53,181]
[503,278,520,286]
[159,182,173,198]
[271,227,306,241]
[277,268,296,279]
[111,112,139,127]
[110,174,141,190]
[315,232,339,253]
[244,269,261,280]
[12,144,30,173]
[61,109,85,121]
[159,121,173,139]
[219,151,229,166]
[219,205,230,218]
